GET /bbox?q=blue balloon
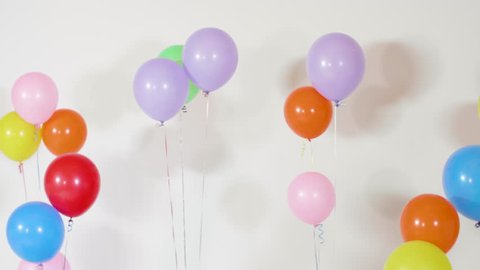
[6,201,65,263]
[443,145,480,221]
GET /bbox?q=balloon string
[332,102,342,269]
[18,162,27,201]
[315,224,325,244]
[309,140,314,169]
[33,126,41,190]
[300,140,306,157]
[179,108,188,270]
[333,104,338,158]
[199,92,210,269]
[313,228,319,270]
[36,150,41,190]
[163,126,179,270]
[313,225,323,270]
[63,218,73,270]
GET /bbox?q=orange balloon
[42,109,87,156]
[284,86,332,140]
[400,194,459,253]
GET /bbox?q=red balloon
[44,153,100,218]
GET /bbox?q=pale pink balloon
[18,253,71,270]
[288,171,335,225]
[11,72,58,125]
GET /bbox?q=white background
[0,0,479,269]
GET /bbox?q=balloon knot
[18,162,24,174]
[182,105,188,113]
[475,221,480,228]
[36,263,44,270]
[67,218,74,232]
[334,100,346,108]
[203,91,210,98]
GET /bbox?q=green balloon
[159,45,200,104]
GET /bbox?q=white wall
[0,0,479,269]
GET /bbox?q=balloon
[183,27,238,92]
[284,86,332,140]
[44,153,100,217]
[7,202,65,263]
[307,33,365,104]
[159,45,200,104]
[443,145,480,221]
[18,253,70,270]
[42,109,87,156]
[288,171,335,225]
[0,111,41,162]
[400,194,459,253]
[11,72,58,125]
[133,58,189,123]
[384,241,452,270]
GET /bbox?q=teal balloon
[443,145,480,221]
[159,45,200,104]
[6,202,65,263]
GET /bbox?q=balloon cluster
[383,135,480,269]
[384,194,457,269]
[134,27,238,123]
[0,72,100,268]
[285,33,365,228]
[385,106,480,269]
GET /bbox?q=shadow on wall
[72,41,165,129]
[74,225,131,269]
[282,57,309,94]
[94,124,167,220]
[249,217,313,270]
[179,97,230,173]
[336,42,433,137]
[0,84,9,113]
[219,29,311,146]
[361,168,415,268]
[364,168,414,220]
[447,101,480,146]
[98,114,229,220]
[219,179,269,231]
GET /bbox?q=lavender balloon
[307,33,365,104]
[183,28,238,92]
[133,58,189,123]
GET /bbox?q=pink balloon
[18,253,71,270]
[288,171,335,225]
[11,72,58,125]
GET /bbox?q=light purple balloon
[183,28,238,92]
[133,58,189,123]
[307,33,365,104]
[288,171,335,226]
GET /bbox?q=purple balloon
[133,58,189,123]
[307,33,365,104]
[183,28,238,92]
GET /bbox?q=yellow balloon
[384,241,452,270]
[0,111,41,162]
